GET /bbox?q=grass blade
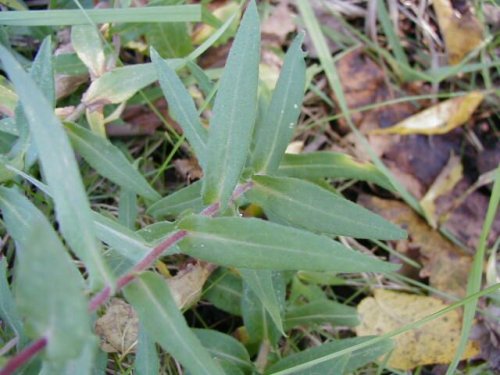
[0,45,114,288]
[152,49,208,165]
[247,175,406,240]
[0,258,24,344]
[202,0,260,207]
[178,215,398,273]
[446,166,500,374]
[266,336,393,375]
[0,187,92,360]
[0,5,200,26]
[284,300,358,330]
[296,0,421,214]
[65,122,161,201]
[124,272,225,375]
[250,32,306,174]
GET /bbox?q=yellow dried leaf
[370,92,484,135]
[356,290,480,370]
[433,0,484,65]
[420,153,463,228]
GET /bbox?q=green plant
[0,1,415,374]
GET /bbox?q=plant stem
[0,337,47,375]
[1,181,254,374]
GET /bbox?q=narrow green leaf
[0,5,200,26]
[136,221,178,246]
[146,22,193,59]
[147,180,204,219]
[202,0,260,207]
[241,281,282,345]
[152,49,208,164]
[124,272,225,375]
[0,257,24,342]
[266,337,394,375]
[92,212,150,262]
[65,122,160,201]
[136,324,160,375]
[250,33,306,174]
[54,53,88,76]
[377,0,410,80]
[178,215,398,273]
[0,187,92,360]
[239,269,284,334]
[247,175,406,240]
[277,152,393,190]
[203,268,242,316]
[118,189,137,229]
[186,60,214,99]
[284,300,358,330]
[71,24,106,77]
[0,45,113,288]
[192,329,252,373]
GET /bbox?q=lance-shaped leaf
[0,45,113,288]
[71,24,106,78]
[266,336,394,375]
[277,152,393,190]
[0,187,92,360]
[152,49,208,165]
[147,180,204,219]
[247,175,405,240]
[178,215,398,273]
[202,0,260,207]
[92,212,150,262]
[0,257,24,343]
[65,122,160,201]
[136,324,160,375]
[124,272,225,375]
[250,33,306,174]
[193,329,252,373]
[239,269,284,334]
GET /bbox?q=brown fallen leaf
[261,0,296,45]
[95,262,215,353]
[359,195,472,297]
[433,0,484,65]
[95,298,139,354]
[420,152,463,228]
[356,289,480,370]
[370,92,484,135]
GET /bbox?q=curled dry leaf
[356,289,480,370]
[359,195,472,297]
[167,262,216,311]
[370,92,484,135]
[420,152,463,228]
[95,298,139,354]
[432,0,484,65]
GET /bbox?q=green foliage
[0,2,409,374]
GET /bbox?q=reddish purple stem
[1,182,255,373]
[0,337,47,375]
